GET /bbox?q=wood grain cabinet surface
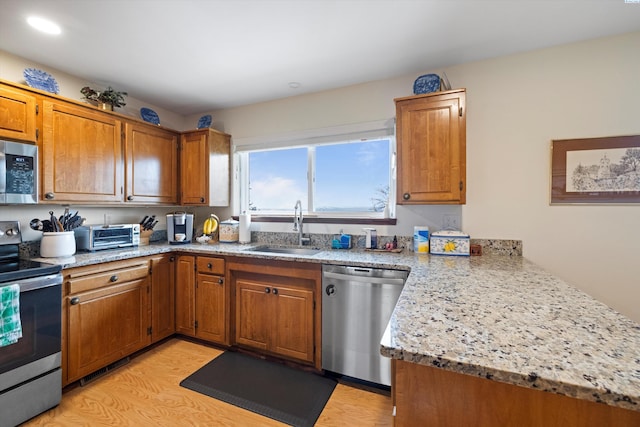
[150,254,176,343]
[228,257,321,368]
[0,83,38,142]
[175,255,229,345]
[395,89,466,204]
[124,122,179,204]
[63,258,151,385]
[180,128,230,206]
[41,99,124,203]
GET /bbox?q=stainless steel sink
[245,245,323,256]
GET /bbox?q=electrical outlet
[442,214,460,230]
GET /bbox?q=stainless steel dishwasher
[322,264,408,386]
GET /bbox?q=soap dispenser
[363,228,377,249]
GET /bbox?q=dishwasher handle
[323,270,406,286]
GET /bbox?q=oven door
[0,274,62,391]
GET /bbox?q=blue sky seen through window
[248,139,390,213]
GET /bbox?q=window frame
[234,120,397,223]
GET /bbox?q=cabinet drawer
[68,263,149,294]
[197,256,225,275]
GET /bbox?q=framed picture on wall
[550,135,640,204]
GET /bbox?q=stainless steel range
[0,221,62,427]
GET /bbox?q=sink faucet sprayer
[293,200,310,246]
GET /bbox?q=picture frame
[550,135,640,204]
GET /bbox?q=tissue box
[429,230,470,256]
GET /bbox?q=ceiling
[1,0,639,116]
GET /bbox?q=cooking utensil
[29,218,43,231]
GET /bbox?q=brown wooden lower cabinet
[64,258,151,385]
[150,254,176,342]
[393,359,640,427]
[228,257,321,368]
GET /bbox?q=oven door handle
[11,273,63,293]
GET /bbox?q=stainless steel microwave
[0,140,38,204]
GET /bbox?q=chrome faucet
[293,200,310,246]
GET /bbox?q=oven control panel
[0,221,22,245]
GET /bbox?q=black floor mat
[180,351,337,427]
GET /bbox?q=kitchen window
[235,120,396,221]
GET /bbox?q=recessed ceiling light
[288,82,301,89]
[27,16,61,35]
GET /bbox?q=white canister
[219,219,240,243]
[40,231,76,258]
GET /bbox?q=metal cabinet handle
[207,263,212,269]
[45,192,55,200]
[70,297,80,305]
[200,197,205,203]
[127,195,134,201]
[273,288,278,295]
[218,277,224,285]
[110,275,118,282]
[403,192,411,200]
[265,287,270,294]
[170,256,175,262]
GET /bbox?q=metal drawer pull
[273,288,278,295]
[218,277,224,285]
[265,287,270,293]
[207,263,212,269]
[110,275,118,282]
[70,297,80,305]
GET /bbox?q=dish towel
[0,284,22,347]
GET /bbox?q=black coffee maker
[167,212,193,244]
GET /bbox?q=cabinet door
[66,278,150,382]
[41,100,123,203]
[151,255,176,342]
[235,279,271,351]
[396,90,466,204]
[125,122,178,204]
[0,85,37,142]
[196,273,226,344]
[272,285,315,363]
[175,255,195,336]
[180,132,209,205]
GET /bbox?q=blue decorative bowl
[23,68,60,94]
[413,74,441,95]
[140,107,160,125]
[197,114,212,129]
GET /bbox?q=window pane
[315,139,390,212]
[249,148,307,212]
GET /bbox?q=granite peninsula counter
[35,242,640,417]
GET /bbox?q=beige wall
[1,32,638,321]
[0,50,186,130]
[197,32,640,322]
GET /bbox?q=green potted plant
[80,86,128,110]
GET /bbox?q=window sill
[232,216,397,226]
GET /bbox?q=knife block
[140,230,153,246]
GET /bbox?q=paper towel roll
[239,212,251,243]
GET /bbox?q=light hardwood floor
[24,338,393,426]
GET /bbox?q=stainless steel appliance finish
[0,221,63,427]
[322,264,408,386]
[0,140,38,204]
[74,223,140,251]
[167,212,194,244]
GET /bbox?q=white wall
[198,32,640,322]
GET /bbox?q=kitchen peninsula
[38,240,640,426]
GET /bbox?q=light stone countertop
[35,242,640,412]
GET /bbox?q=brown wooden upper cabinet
[125,122,179,204]
[395,89,466,204]
[41,99,124,203]
[180,128,230,206]
[0,83,38,143]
